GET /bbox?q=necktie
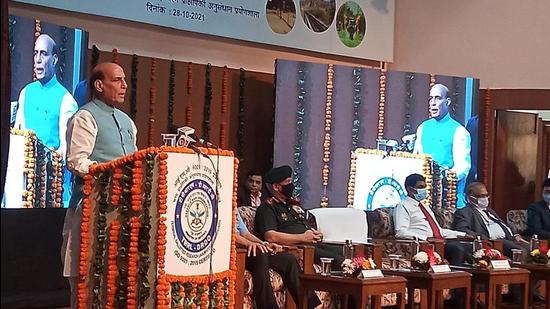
[483,209,512,239]
[418,202,443,239]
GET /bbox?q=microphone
[189,133,217,148]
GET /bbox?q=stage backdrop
[15,0,395,61]
[273,59,480,209]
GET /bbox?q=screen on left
[2,15,89,208]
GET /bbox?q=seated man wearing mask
[453,182,529,257]
[526,178,550,240]
[254,165,345,269]
[394,173,473,266]
[236,210,321,309]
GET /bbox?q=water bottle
[530,234,540,252]
[343,239,355,260]
[473,235,483,252]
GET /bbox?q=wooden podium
[78,146,238,309]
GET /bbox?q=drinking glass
[511,249,523,264]
[320,257,333,276]
[388,254,401,270]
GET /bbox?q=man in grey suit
[526,178,550,239]
[452,182,529,258]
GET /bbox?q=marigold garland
[320,64,335,207]
[8,16,17,62]
[403,72,415,136]
[221,65,229,114]
[12,128,37,208]
[450,77,459,118]
[237,68,246,159]
[293,63,306,198]
[111,168,123,206]
[105,220,121,309]
[429,74,436,88]
[78,174,94,309]
[185,106,193,126]
[127,217,141,309]
[377,64,387,139]
[187,62,193,95]
[203,63,213,141]
[481,89,491,185]
[131,160,144,212]
[149,58,157,147]
[351,67,362,151]
[112,48,119,64]
[220,122,227,149]
[130,54,139,121]
[138,153,155,307]
[168,60,176,133]
[346,151,358,207]
[78,147,238,309]
[33,19,41,81]
[35,141,46,208]
[58,26,68,82]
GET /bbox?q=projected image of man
[413,84,471,207]
[14,34,78,158]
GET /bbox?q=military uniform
[255,197,345,270]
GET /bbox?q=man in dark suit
[453,182,545,305]
[452,182,529,258]
[527,178,550,239]
[237,170,263,207]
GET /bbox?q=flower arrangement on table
[527,245,550,265]
[471,247,505,268]
[342,256,377,277]
[411,248,444,271]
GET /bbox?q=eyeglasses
[471,194,490,198]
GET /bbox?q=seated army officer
[254,165,345,269]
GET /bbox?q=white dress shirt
[474,207,510,239]
[393,196,466,240]
[66,109,137,177]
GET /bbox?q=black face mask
[281,183,295,199]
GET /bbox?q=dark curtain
[0,0,10,200]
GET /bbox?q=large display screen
[2,15,89,208]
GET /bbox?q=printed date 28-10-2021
[170,9,205,21]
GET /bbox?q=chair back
[506,209,527,235]
[309,207,368,243]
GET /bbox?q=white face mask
[471,196,489,209]
[543,192,550,204]
[413,188,428,201]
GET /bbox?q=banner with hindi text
[15,0,395,61]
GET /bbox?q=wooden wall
[480,89,550,217]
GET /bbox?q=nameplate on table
[489,260,511,270]
[429,264,452,273]
[359,269,384,279]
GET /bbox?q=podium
[347,148,457,211]
[78,146,238,309]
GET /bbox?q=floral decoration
[527,245,550,265]
[149,58,157,146]
[203,63,213,141]
[185,106,193,126]
[481,89,491,184]
[377,65,387,139]
[293,62,306,198]
[470,247,505,268]
[168,60,176,133]
[187,62,193,95]
[411,248,443,271]
[33,19,41,80]
[351,67,362,151]
[112,48,119,64]
[320,64,335,207]
[58,26,68,82]
[403,72,415,136]
[237,68,245,159]
[342,256,377,277]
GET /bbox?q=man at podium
[61,62,137,309]
[413,84,471,207]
